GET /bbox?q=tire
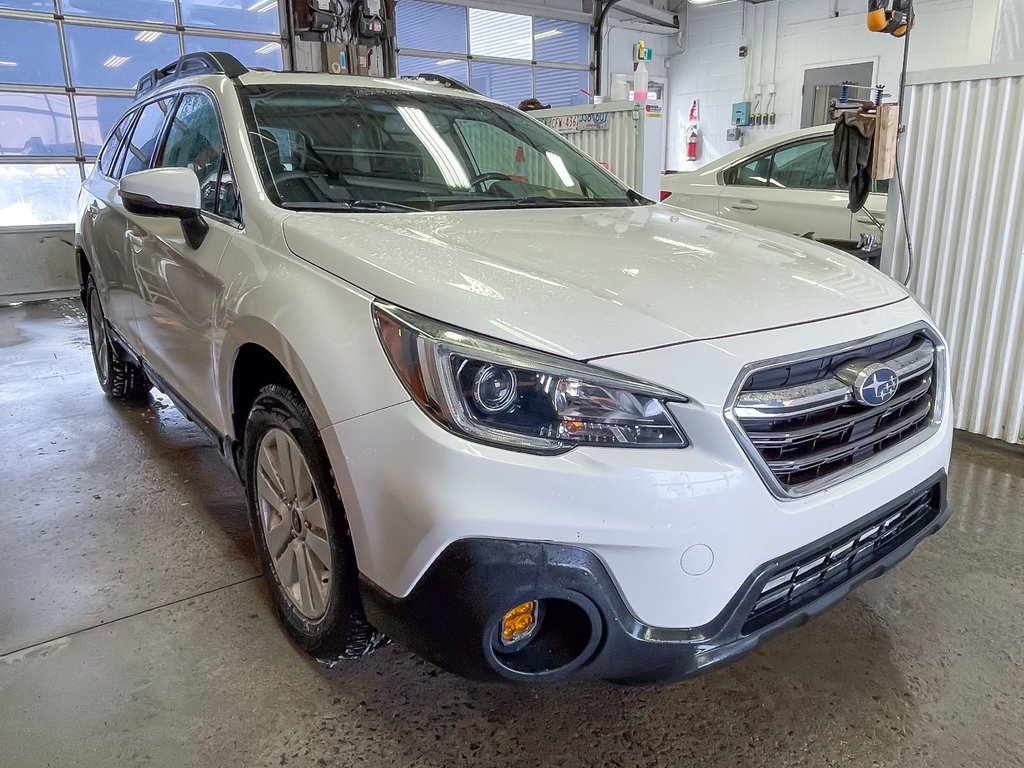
[242,384,387,659]
[84,274,151,405]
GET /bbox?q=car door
[717,136,854,243]
[131,90,238,423]
[81,108,143,350]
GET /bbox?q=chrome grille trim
[724,323,947,499]
[734,339,935,421]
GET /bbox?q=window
[725,139,839,190]
[0,163,81,225]
[769,139,837,190]
[397,55,467,85]
[97,110,135,177]
[468,9,531,59]
[243,87,633,211]
[160,91,238,219]
[61,0,176,24]
[0,18,64,85]
[470,62,532,107]
[184,36,283,69]
[727,151,772,187]
[395,0,591,107]
[75,95,135,155]
[396,0,466,53]
[0,1,283,227]
[0,92,74,156]
[122,97,172,176]
[180,0,280,34]
[64,25,182,89]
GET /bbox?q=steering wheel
[469,171,513,191]
[270,169,331,202]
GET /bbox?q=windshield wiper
[280,200,423,213]
[434,196,627,211]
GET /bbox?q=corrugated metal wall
[537,105,642,191]
[887,67,1024,444]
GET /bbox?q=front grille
[742,481,943,635]
[732,331,939,493]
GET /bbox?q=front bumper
[361,472,949,684]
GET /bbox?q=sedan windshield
[241,85,641,212]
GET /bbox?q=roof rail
[404,73,481,95]
[135,51,248,97]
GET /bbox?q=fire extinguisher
[686,128,700,162]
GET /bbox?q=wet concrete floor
[0,299,1021,767]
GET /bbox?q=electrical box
[727,126,743,142]
[321,42,350,75]
[732,102,751,127]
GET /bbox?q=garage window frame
[0,1,286,230]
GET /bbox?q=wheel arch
[219,316,333,444]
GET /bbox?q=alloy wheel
[255,427,333,619]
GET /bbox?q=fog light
[500,600,538,646]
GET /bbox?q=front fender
[215,247,409,441]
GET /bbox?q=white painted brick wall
[666,0,982,171]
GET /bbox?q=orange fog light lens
[500,601,538,646]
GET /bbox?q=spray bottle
[633,39,649,101]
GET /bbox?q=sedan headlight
[373,302,688,453]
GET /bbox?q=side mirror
[119,168,209,249]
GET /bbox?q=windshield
[241,85,642,212]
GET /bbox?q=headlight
[373,302,689,453]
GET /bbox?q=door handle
[126,230,144,254]
[733,200,759,211]
[87,202,99,223]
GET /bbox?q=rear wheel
[84,275,150,404]
[243,384,386,659]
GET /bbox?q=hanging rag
[832,112,876,213]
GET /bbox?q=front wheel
[243,384,386,659]
[84,275,150,404]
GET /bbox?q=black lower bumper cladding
[360,472,949,685]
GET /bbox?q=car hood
[281,205,907,359]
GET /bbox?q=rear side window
[159,91,239,221]
[97,110,135,178]
[122,97,173,176]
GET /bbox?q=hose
[594,0,629,96]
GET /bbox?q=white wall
[665,0,987,171]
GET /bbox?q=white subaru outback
[76,52,952,684]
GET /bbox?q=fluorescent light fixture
[248,0,277,11]
[134,31,162,42]
[0,61,16,67]
[255,42,280,54]
[103,55,130,68]
[688,0,739,5]
[435,58,459,66]
[534,29,563,41]
[396,105,471,189]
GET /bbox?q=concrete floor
[1,299,1022,768]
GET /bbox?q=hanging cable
[895,20,914,285]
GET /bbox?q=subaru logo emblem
[837,360,900,407]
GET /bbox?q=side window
[97,111,135,178]
[159,92,238,220]
[122,98,173,177]
[725,150,773,187]
[767,139,838,190]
